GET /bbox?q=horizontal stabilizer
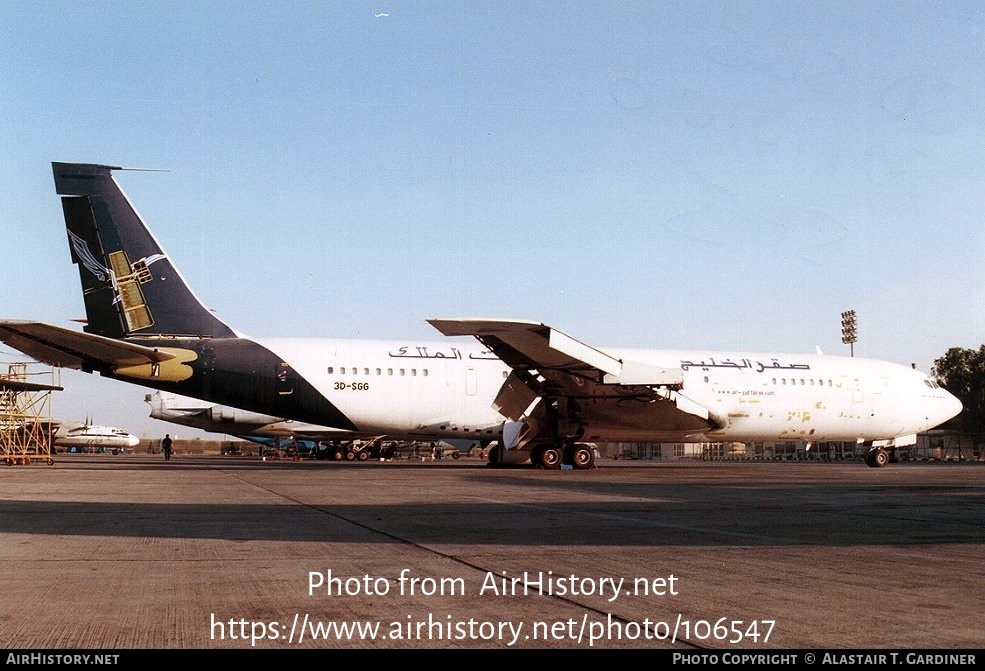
[0,320,175,371]
[0,378,64,392]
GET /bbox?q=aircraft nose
[128,434,140,447]
[943,390,963,423]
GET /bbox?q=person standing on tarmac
[162,434,173,461]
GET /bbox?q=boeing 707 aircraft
[144,390,360,444]
[145,391,397,460]
[0,162,962,468]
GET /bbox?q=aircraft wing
[0,320,175,371]
[428,319,722,433]
[428,319,683,385]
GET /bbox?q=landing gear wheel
[865,447,890,468]
[345,450,356,461]
[487,445,502,467]
[331,449,345,461]
[539,446,563,469]
[357,450,369,461]
[571,445,595,469]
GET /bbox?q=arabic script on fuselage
[679,358,811,373]
[388,346,499,360]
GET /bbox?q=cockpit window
[924,379,940,389]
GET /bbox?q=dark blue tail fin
[52,162,236,339]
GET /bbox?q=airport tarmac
[0,455,982,650]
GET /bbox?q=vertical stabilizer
[52,162,236,339]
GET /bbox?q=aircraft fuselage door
[466,366,477,396]
[852,377,863,403]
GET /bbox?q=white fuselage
[54,424,141,449]
[599,347,955,444]
[252,336,960,446]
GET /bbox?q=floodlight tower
[841,310,857,357]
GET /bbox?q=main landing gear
[529,442,595,470]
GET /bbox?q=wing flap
[873,434,917,448]
[430,318,721,438]
[0,321,175,370]
[429,319,620,377]
[607,359,684,386]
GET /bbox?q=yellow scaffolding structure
[0,362,62,466]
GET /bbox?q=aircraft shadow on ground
[0,475,981,547]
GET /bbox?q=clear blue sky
[2,1,983,438]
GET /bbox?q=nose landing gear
[864,447,890,468]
